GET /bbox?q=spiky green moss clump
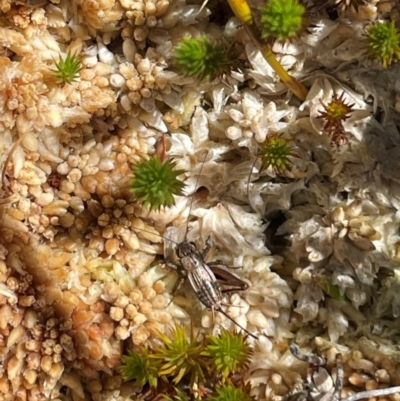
[156,326,204,385]
[260,0,307,42]
[260,133,294,174]
[202,329,252,381]
[130,156,186,211]
[50,51,83,85]
[121,326,203,388]
[120,348,160,388]
[120,324,254,400]
[208,384,254,401]
[366,21,400,68]
[175,36,232,81]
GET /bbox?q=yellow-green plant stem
[226,0,308,101]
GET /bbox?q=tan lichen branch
[1,132,27,195]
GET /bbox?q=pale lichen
[0,0,399,400]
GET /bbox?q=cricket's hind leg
[207,263,250,293]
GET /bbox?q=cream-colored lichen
[0,0,400,400]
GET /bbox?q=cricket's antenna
[198,0,209,14]
[134,226,180,246]
[217,307,258,340]
[183,148,211,240]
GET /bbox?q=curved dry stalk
[341,387,400,401]
[226,0,309,101]
[1,132,27,195]
[330,354,343,401]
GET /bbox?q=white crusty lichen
[1,0,400,400]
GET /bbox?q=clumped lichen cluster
[1,0,400,400]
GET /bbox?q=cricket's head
[176,241,197,257]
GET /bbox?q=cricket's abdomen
[195,280,223,309]
[187,264,223,309]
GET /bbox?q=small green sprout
[130,155,186,211]
[50,51,83,85]
[207,384,254,401]
[313,275,347,301]
[260,0,307,43]
[202,329,252,381]
[175,36,232,81]
[366,21,400,68]
[155,325,205,385]
[120,348,161,388]
[259,133,294,174]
